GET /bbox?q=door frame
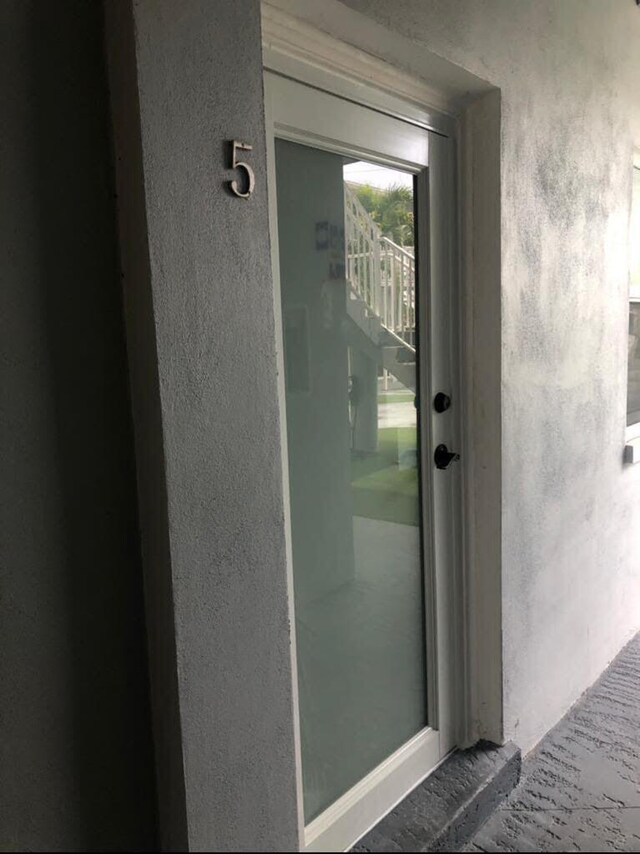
[261,0,505,764]
[264,40,465,854]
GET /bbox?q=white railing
[344,183,416,346]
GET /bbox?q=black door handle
[434,444,460,470]
[433,392,451,413]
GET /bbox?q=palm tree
[353,183,414,246]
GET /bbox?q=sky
[343,160,413,189]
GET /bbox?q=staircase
[344,183,417,391]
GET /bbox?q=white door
[265,72,461,853]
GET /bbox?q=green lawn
[351,427,419,526]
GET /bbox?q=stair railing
[344,183,415,347]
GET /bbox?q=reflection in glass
[628,303,640,425]
[276,140,427,822]
[629,167,640,427]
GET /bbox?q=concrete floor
[378,398,416,429]
[466,633,640,852]
[297,516,426,822]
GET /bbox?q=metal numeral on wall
[228,140,255,199]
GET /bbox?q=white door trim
[261,3,505,756]
[265,60,464,850]
[261,2,456,136]
[305,729,447,852]
[264,84,307,853]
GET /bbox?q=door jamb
[261,0,504,755]
[262,6,502,849]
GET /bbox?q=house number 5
[228,140,255,199]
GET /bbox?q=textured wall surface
[105,0,640,847]
[467,633,640,851]
[127,1,299,850]
[0,1,157,850]
[336,0,640,753]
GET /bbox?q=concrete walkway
[466,633,640,852]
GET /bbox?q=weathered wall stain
[344,0,640,753]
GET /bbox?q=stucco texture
[0,0,157,849]
[340,0,640,754]
[129,1,299,850]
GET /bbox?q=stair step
[351,741,521,853]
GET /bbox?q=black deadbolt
[434,444,460,470]
[433,392,451,413]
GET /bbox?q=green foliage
[352,182,414,246]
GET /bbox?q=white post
[373,226,382,317]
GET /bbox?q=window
[627,160,640,429]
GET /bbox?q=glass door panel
[275,139,428,822]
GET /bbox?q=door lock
[434,444,460,470]
[433,392,451,413]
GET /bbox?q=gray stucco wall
[104,0,640,848]
[0,1,157,849]
[337,0,640,754]
[111,1,300,850]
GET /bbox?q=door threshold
[351,741,521,852]
[304,728,443,852]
